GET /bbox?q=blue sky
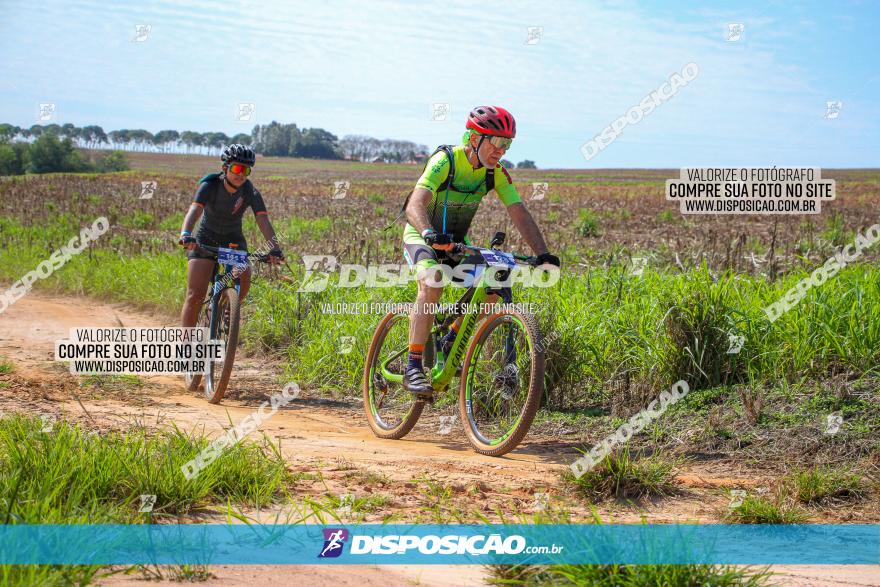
[3,0,878,168]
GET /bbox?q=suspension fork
[490,286,517,365]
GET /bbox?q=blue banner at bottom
[0,524,877,565]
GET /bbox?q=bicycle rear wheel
[458,308,544,456]
[204,288,240,404]
[363,310,424,439]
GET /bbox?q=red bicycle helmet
[466,105,516,138]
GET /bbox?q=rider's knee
[184,288,204,305]
[417,266,446,297]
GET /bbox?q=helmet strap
[221,168,238,193]
[472,135,488,169]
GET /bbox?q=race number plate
[478,248,517,268]
[217,247,249,267]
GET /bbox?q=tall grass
[2,216,879,408]
[491,563,772,586]
[0,413,294,586]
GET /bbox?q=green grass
[564,449,679,501]
[0,414,294,522]
[576,208,600,237]
[783,466,866,504]
[0,360,14,374]
[823,211,852,246]
[159,211,185,232]
[2,214,880,411]
[489,563,771,586]
[657,209,678,223]
[725,494,808,524]
[324,492,391,515]
[0,413,296,586]
[131,563,213,582]
[80,374,143,388]
[120,210,155,230]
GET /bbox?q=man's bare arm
[507,202,548,256]
[405,187,435,235]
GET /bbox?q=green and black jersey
[403,145,522,243]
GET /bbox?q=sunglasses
[482,135,513,151]
[227,163,252,176]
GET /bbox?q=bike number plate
[217,248,249,266]
[479,249,516,268]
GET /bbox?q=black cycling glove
[535,252,561,267]
[423,230,453,249]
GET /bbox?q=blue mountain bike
[184,243,268,403]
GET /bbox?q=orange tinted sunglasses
[228,163,252,176]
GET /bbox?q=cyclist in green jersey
[401,105,560,397]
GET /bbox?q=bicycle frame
[196,246,248,339]
[377,245,524,395]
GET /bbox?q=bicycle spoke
[465,316,533,445]
[367,315,417,430]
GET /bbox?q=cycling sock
[407,343,424,371]
[440,322,460,354]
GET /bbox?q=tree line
[0,122,539,168]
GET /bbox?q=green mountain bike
[363,232,547,457]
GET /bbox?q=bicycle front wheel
[204,288,240,404]
[363,310,424,439]
[459,308,545,456]
[184,301,211,392]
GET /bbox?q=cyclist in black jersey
[178,144,284,328]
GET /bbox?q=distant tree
[203,132,230,155]
[179,131,201,154]
[60,122,77,138]
[109,129,130,150]
[26,134,92,173]
[95,150,129,172]
[42,123,62,136]
[92,125,108,148]
[191,132,208,155]
[0,124,16,143]
[29,124,44,140]
[500,159,514,168]
[0,143,26,175]
[153,130,180,153]
[230,133,251,146]
[251,121,298,156]
[80,126,96,147]
[516,159,537,169]
[127,129,154,151]
[292,128,340,159]
[80,125,107,149]
[340,134,425,162]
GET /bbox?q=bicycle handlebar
[191,243,280,263]
[451,243,540,266]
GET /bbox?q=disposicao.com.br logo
[318,528,349,558]
[318,531,563,558]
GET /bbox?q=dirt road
[0,292,876,586]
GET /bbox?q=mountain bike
[363,232,548,457]
[184,243,269,403]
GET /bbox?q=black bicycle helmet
[221,144,256,166]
